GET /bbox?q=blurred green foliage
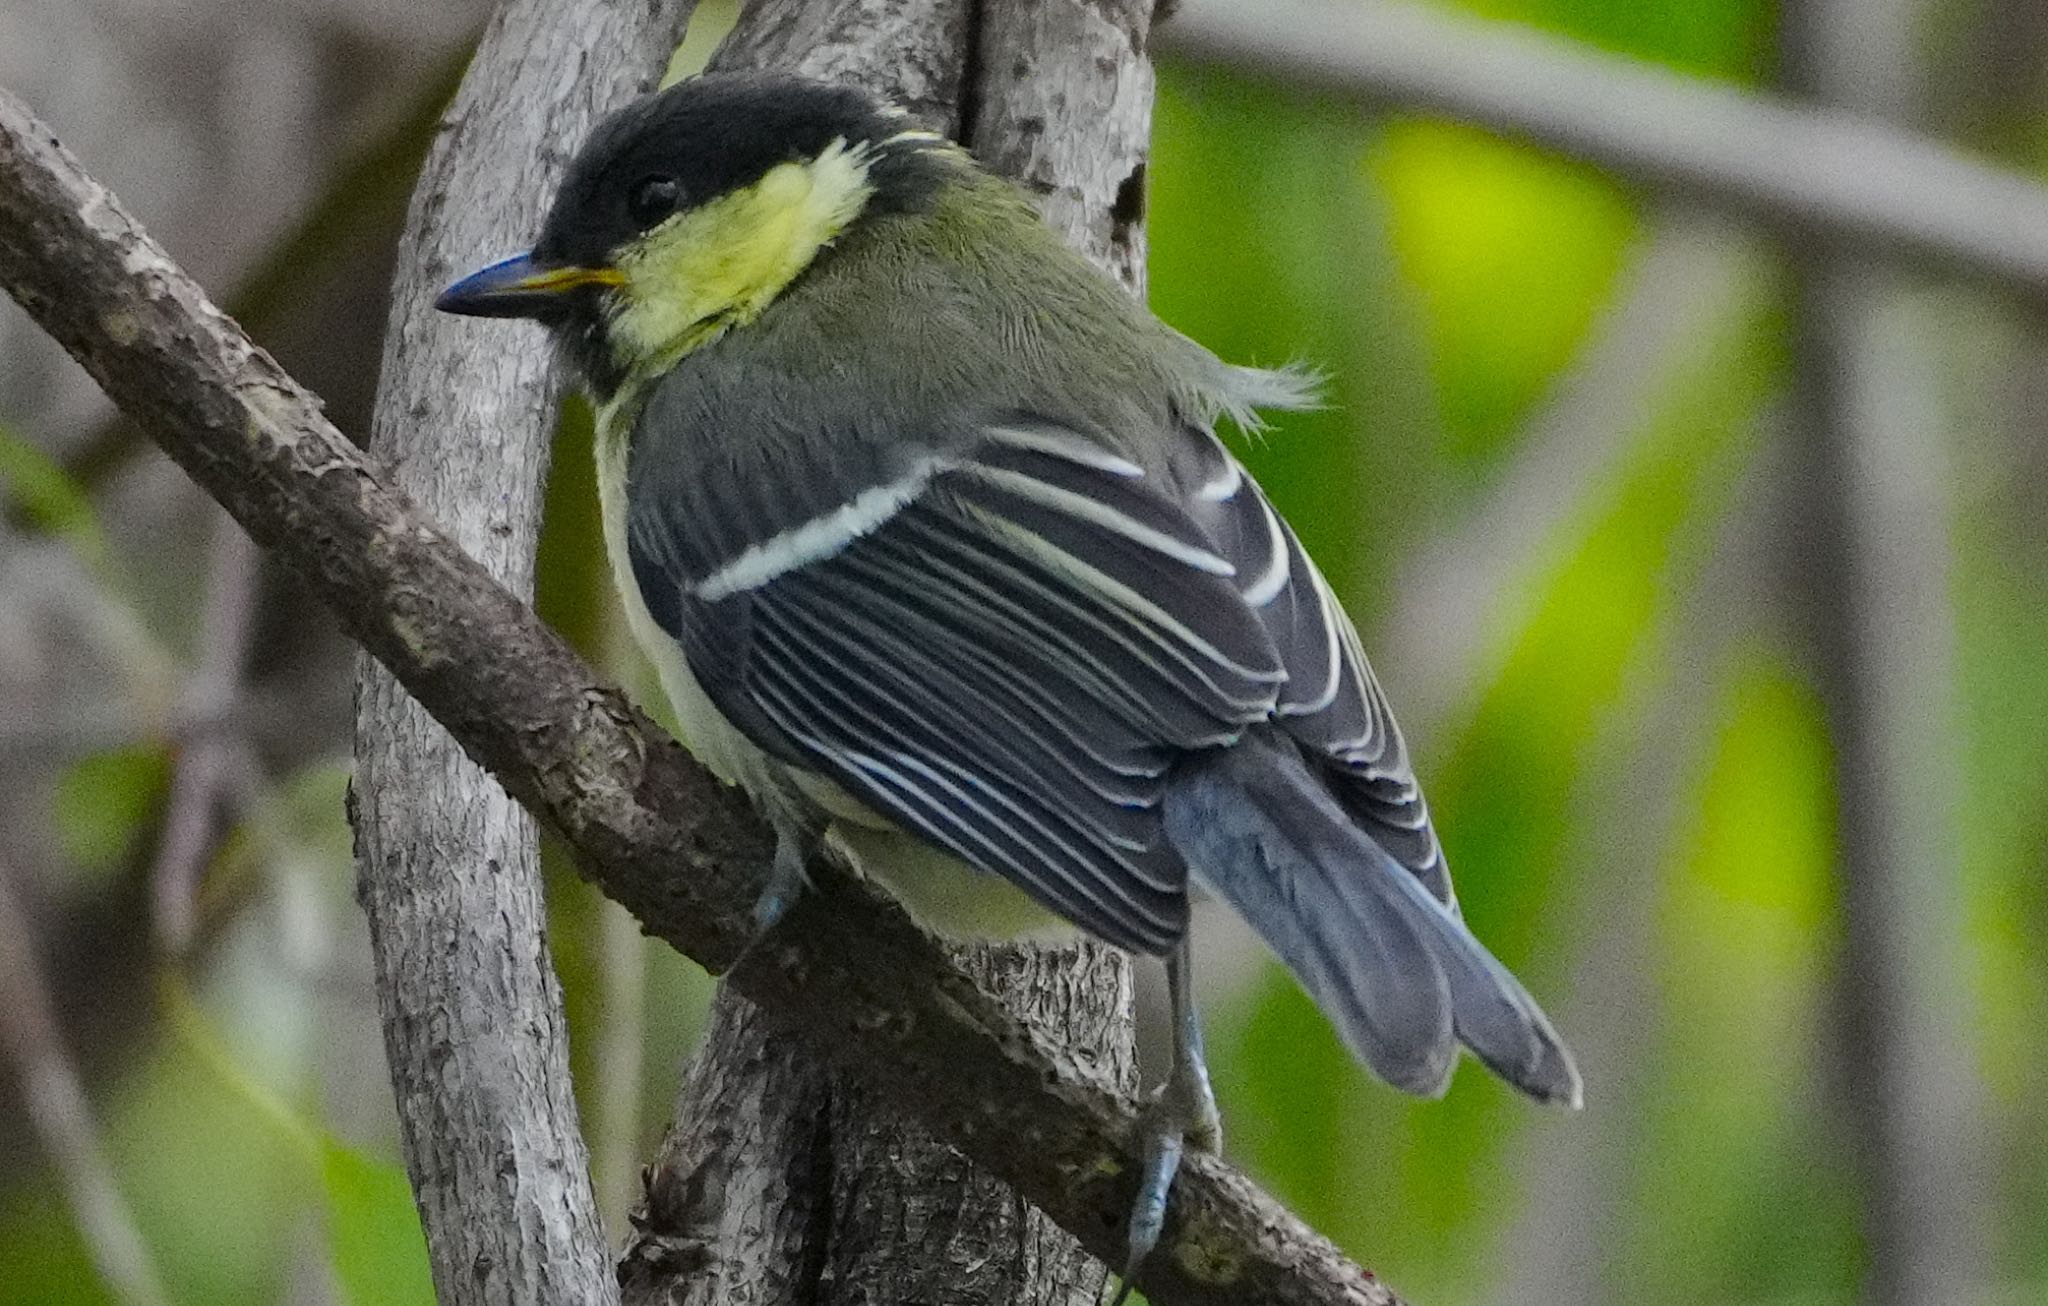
[320,1140,433,1306]
[8,0,2048,1302]
[0,424,117,580]
[52,746,170,881]
[1147,0,2036,1301]
[1454,0,1774,76]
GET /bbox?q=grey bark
[621,4,1158,1303]
[970,0,1158,289]
[0,76,1397,1306]
[809,945,1134,1306]
[347,2,695,1303]
[626,946,1136,1306]
[1781,4,1984,1301]
[708,0,974,130]
[1160,0,2048,302]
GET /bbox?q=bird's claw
[726,824,812,972]
[1107,942,1220,1306]
[1111,1097,1189,1305]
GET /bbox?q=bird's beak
[434,252,623,319]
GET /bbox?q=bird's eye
[627,174,682,229]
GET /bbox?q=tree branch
[0,79,1396,1306]
[1160,0,2048,301]
[346,1,693,1303]
[1480,427,1785,1303]
[1382,214,1760,742]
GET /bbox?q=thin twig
[150,515,262,954]
[0,81,1392,1306]
[1159,0,2048,301]
[0,859,172,1306]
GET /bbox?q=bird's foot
[1109,942,1220,1306]
[1110,1076,1222,1306]
[726,824,813,972]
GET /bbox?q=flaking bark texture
[710,0,975,132]
[622,2,1163,1303]
[971,0,1158,289]
[621,993,834,1305]
[0,62,1399,1306]
[807,944,1137,1306]
[626,943,1138,1306]
[346,1,694,1303]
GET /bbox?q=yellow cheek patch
[608,139,875,373]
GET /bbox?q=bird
[435,70,1581,1297]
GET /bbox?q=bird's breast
[594,401,768,797]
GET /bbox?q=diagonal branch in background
[1481,424,1788,1305]
[0,84,1397,1306]
[1161,0,2048,303]
[1382,214,1761,743]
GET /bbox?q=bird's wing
[626,414,1287,954]
[1165,427,1453,909]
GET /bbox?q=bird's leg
[757,820,814,935]
[1111,938,1221,1306]
[1167,940,1223,1152]
[728,820,814,971]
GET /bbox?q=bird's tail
[1163,731,1581,1107]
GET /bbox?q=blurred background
[3,0,2044,1302]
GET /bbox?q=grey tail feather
[1163,731,1583,1108]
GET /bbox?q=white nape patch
[1240,498,1292,606]
[1195,456,1243,503]
[985,423,1145,478]
[964,464,1236,576]
[694,459,941,601]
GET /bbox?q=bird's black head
[435,73,961,389]
[531,73,951,275]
